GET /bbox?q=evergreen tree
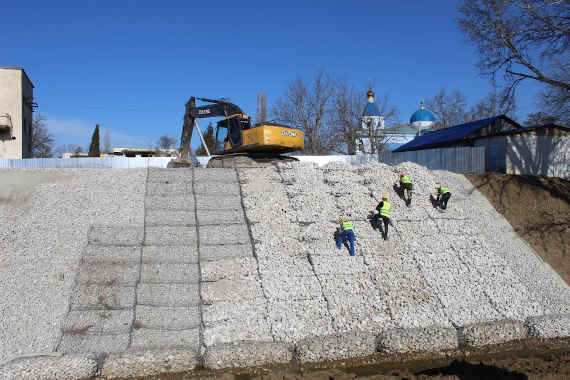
[196,123,216,155]
[88,124,101,157]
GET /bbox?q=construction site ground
[127,172,570,379]
[0,164,569,380]
[465,173,570,286]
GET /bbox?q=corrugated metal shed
[393,115,518,152]
[497,124,569,136]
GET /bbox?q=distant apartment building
[0,67,35,158]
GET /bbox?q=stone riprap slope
[0,169,145,378]
[56,168,201,356]
[1,164,569,379]
[237,162,570,360]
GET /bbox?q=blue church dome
[362,90,381,117]
[363,102,381,117]
[410,101,437,124]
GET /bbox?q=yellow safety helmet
[341,218,347,223]
[382,195,388,200]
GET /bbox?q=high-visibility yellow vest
[440,187,450,195]
[380,202,391,218]
[341,221,353,231]
[400,175,411,184]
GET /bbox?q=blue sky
[3,1,542,151]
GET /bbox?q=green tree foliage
[88,124,101,157]
[195,122,216,156]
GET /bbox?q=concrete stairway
[56,168,253,357]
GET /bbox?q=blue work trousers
[337,229,355,256]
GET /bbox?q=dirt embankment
[465,173,570,285]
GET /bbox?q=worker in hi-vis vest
[435,183,452,210]
[399,173,413,206]
[375,195,392,240]
[337,218,355,256]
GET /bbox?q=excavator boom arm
[179,96,244,159]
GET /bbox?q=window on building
[0,113,13,140]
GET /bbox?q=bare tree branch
[272,70,335,154]
[458,0,570,92]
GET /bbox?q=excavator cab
[214,114,251,154]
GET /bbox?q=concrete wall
[0,69,23,158]
[474,136,506,172]
[506,135,570,179]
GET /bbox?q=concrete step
[145,195,194,211]
[199,224,250,245]
[131,327,200,350]
[140,262,200,284]
[200,243,253,262]
[77,261,139,286]
[145,209,196,226]
[58,333,129,354]
[84,245,140,263]
[144,226,197,246]
[134,305,200,329]
[202,277,263,304]
[146,182,189,196]
[88,226,143,246]
[62,310,133,335]
[194,195,243,210]
[137,283,200,307]
[197,209,245,225]
[142,245,199,264]
[70,284,136,310]
[147,168,193,184]
[194,169,237,183]
[194,181,241,195]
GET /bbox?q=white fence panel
[377,147,485,173]
[0,157,175,169]
[0,149,484,173]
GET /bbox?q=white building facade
[0,67,35,158]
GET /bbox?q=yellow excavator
[175,97,304,168]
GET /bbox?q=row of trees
[271,71,401,155]
[269,71,525,154]
[30,116,181,158]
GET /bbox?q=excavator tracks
[206,153,298,168]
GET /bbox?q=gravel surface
[1,163,569,377]
[0,168,145,363]
[238,161,570,357]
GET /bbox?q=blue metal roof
[363,102,381,117]
[410,108,437,123]
[394,115,505,152]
